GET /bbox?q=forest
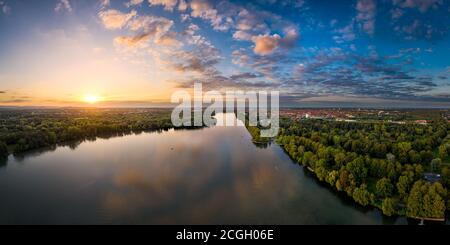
[0,108,196,157]
[276,117,450,220]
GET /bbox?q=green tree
[334,152,346,168]
[408,150,421,164]
[352,184,373,206]
[430,158,442,173]
[326,170,339,187]
[346,157,367,184]
[397,142,412,163]
[381,198,396,216]
[407,181,447,219]
[396,175,412,202]
[376,178,394,198]
[439,144,448,159]
[419,150,433,165]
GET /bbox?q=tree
[334,152,346,168]
[419,150,433,165]
[326,170,339,187]
[315,159,328,181]
[406,181,447,219]
[376,178,394,198]
[408,150,421,164]
[302,151,315,167]
[352,184,373,206]
[430,158,442,173]
[396,175,411,202]
[346,157,367,184]
[382,198,396,217]
[396,142,412,163]
[438,144,448,159]
[0,141,8,159]
[337,170,350,191]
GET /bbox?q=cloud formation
[99,9,137,29]
[3,0,448,106]
[393,0,443,12]
[149,0,178,11]
[0,1,11,14]
[125,0,144,8]
[55,0,72,13]
[356,0,376,35]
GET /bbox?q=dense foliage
[277,117,450,219]
[0,108,197,155]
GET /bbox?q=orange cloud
[252,34,281,55]
[98,9,137,29]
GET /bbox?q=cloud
[189,0,234,31]
[333,22,356,43]
[0,1,11,14]
[260,0,306,9]
[394,19,445,40]
[281,48,448,102]
[114,33,153,47]
[98,9,137,29]
[356,0,376,35]
[235,9,269,33]
[390,8,404,19]
[279,26,300,49]
[232,30,252,41]
[251,27,299,55]
[232,49,250,66]
[154,32,182,47]
[174,73,276,90]
[100,0,110,8]
[127,14,174,33]
[252,34,281,55]
[55,0,72,13]
[93,1,447,105]
[171,45,221,73]
[114,15,175,48]
[125,0,144,8]
[0,99,32,104]
[229,72,261,80]
[178,0,188,12]
[392,0,443,12]
[148,0,178,11]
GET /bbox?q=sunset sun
[83,95,101,104]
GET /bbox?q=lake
[0,113,409,224]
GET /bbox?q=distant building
[415,120,428,125]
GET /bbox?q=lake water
[0,113,409,224]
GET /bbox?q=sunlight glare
[84,95,101,104]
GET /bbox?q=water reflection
[0,113,411,224]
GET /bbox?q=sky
[0,0,449,107]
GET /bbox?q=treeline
[0,108,197,156]
[277,118,450,219]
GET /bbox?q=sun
[83,95,101,104]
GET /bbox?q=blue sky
[0,0,449,107]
